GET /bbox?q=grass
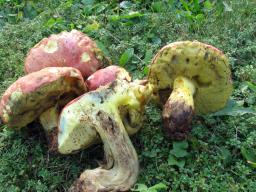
[0,0,256,191]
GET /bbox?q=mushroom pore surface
[58,79,152,155]
[58,79,152,191]
[148,41,233,139]
[149,41,232,114]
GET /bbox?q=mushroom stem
[58,80,152,191]
[69,108,138,192]
[39,106,59,151]
[162,76,195,140]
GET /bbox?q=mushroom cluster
[0,30,154,191]
[0,31,233,192]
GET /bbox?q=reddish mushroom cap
[25,30,108,78]
[0,67,87,128]
[86,65,131,91]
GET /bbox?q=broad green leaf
[149,183,168,190]
[173,141,188,150]
[143,49,152,75]
[122,11,143,19]
[246,81,256,92]
[204,0,213,10]
[170,148,188,158]
[123,11,143,19]
[171,141,189,158]
[168,154,178,165]
[176,159,185,168]
[247,161,256,168]
[108,15,120,22]
[151,37,162,45]
[44,18,56,28]
[119,48,134,66]
[211,107,256,116]
[168,154,185,168]
[211,99,256,116]
[241,147,256,168]
[133,183,148,191]
[109,12,143,22]
[148,189,157,192]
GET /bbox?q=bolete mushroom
[86,65,131,91]
[58,78,152,155]
[24,30,111,150]
[0,67,87,129]
[25,30,109,78]
[58,79,152,191]
[40,65,135,152]
[148,41,233,140]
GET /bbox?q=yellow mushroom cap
[148,41,233,114]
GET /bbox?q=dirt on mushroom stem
[57,74,152,155]
[69,110,139,192]
[58,79,152,191]
[162,76,195,140]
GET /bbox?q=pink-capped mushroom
[25,30,110,78]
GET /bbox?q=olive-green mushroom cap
[148,41,233,114]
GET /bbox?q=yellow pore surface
[149,41,233,114]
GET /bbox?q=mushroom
[148,41,233,140]
[39,92,80,151]
[25,30,109,78]
[86,65,131,91]
[24,30,111,149]
[0,67,87,129]
[58,79,152,191]
[58,78,152,155]
[39,65,137,152]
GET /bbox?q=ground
[0,0,256,191]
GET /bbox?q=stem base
[162,76,195,140]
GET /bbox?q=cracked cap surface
[148,41,233,114]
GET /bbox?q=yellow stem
[162,76,195,140]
